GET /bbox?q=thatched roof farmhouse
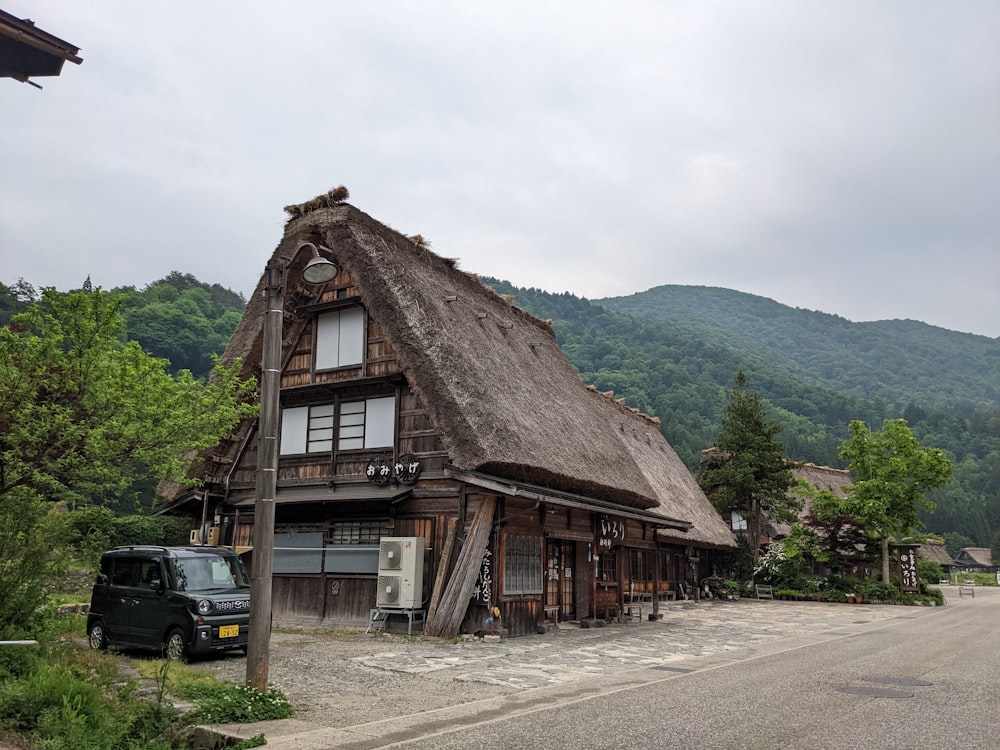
[160,191,734,636]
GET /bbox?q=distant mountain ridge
[597,285,1000,414]
[482,278,1000,547]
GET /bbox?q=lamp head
[298,243,338,284]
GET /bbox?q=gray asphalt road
[200,588,998,749]
[388,589,999,749]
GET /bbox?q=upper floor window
[338,397,395,450]
[280,404,334,454]
[316,307,364,369]
[280,396,396,455]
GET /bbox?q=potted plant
[721,579,740,600]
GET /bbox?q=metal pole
[246,257,285,691]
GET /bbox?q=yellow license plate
[218,625,239,639]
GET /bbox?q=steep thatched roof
[955,547,994,568]
[764,463,853,539]
[169,199,733,547]
[917,541,956,567]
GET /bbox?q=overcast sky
[2,2,998,337]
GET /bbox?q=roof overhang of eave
[0,11,82,84]
[445,466,692,532]
[233,484,412,507]
[153,483,412,515]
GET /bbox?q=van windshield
[171,555,250,592]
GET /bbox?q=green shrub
[858,581,898,602]
[179,682,294,724]
[64,506,117,568]
[948,572,997,587]
[112,515,191,547]
[0,641,183,750]
[921,587,944,606]
[0,489,71,634]
[917,559,944,584]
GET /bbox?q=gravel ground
[190,628,513,727]
[185,599,922,730]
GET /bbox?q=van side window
[111,557,141,587]
[140,558,162,584]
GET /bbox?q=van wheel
[88,621,107,651]
[164,628,188,662]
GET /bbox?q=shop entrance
[545,541,576,620]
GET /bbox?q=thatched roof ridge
[917,541,956,567]
[795,463,853,497]
[955,547,994,567]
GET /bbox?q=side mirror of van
[149,578,162,592]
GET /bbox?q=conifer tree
[702,371,798,573]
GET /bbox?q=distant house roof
[162,196,736,549]
[917,541,956,567]
[0,9,82,88]
[699,449,854,542]
[954,547,994,568]
[763,463,854,539]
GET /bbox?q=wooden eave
[0,10,82,86]
[445,466,693,532]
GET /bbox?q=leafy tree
[0,488,70,636]
[942,531,976,559]
[701,371,799,572]
[917,558,944,585]
[120,274,246,378]
[839,419,953,583]
[0,288,257,631]
[0,278,38,326]
[0,287,258,507]
[784,481,872,574]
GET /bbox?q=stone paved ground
[192,597,921,726]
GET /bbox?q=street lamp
[246,241,337,691]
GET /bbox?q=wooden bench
[597,605,622,622]
[959,582,975,598]
[543,605,561,624]
[755,584,774,600]
[622,602,642,621]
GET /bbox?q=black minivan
[87,545,251,661]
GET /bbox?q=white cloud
[1,1,997,337]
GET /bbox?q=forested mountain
[600,285,1000,413]
[1,273,245,380]
[114,272,246,377]
[4,274,997,546]
[483,279,1000,548]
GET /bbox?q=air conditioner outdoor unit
[189,527,220,545]
[376,536,424,609]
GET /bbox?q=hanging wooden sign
[597,515,626,550]
[393,454,422,484]
[365,457,392,485]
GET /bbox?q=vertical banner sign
[898,545,920,593]
[472,538,494,605]
[598,516,626,551]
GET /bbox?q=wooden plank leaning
[423,516,458,634]
[424,495,497,638]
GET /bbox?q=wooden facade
[160,197,736,638]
